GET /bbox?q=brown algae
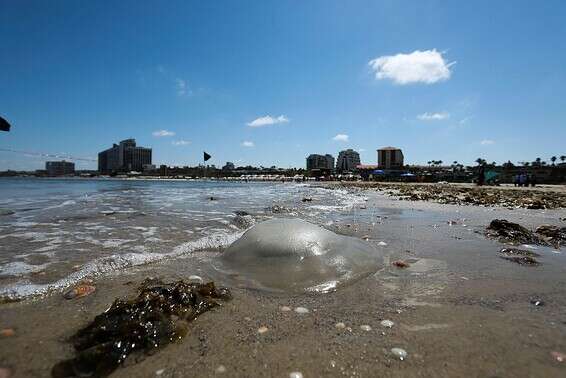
[52,279,231,377]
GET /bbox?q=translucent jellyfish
[219,218,381,293]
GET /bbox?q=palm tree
[475,158,483,166]
[551,156,557,166]
[535,157,542,166]
[438,160,443,166]
[524,162,530,167]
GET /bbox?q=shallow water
[0,178,367,299]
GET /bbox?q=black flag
[0,116,11,132]
[203,151,211,161]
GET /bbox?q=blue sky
[1,0,565,170]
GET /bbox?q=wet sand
[1,188,566,377]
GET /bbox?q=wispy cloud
[152,129,175,137]
[247,115,289,128]
[369,49,455,85]
[358,148,366,152]
[172,140,191,146]
[417,111,450,121]
[480,139,495,145]
[241,141,255,147]
[175,78,191,96]
[332,134,349,142]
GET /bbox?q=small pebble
[289,372,303,378]
[392,260,409,268]
[378,241,387,246]
[391,347,407,360]
[258,326,269,334]
[551,351,566,362]
[294,307,309,314]
[360,325,372,331]
[155,369,165,375]
[280,306,292,312]
[0,329,15,337]
[362,235,370,240]
[335,322,346,329]
[380,320,394,328]
[244,317,252,321]
[216,365,227,374]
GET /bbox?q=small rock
[258,326,269,334]
[335,322,346,329]
[280,306,292,312]
[155,369,165,375]
[380,320,394,328]
[360,325,372,331]
[392,260,409,268]
[391,347,408,360]
[215,365,227,374]
[289,372,303,378]
[63,284,96,299]
[294,307,309,314]
[0,329,15,337]
[530,299,544,306]
[301,198,313,202]
[378,241,387,246]
[362,235,370,240]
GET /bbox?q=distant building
[377,147,404,169]
[336,149,361,172]
[222,162,235,171]
[306,154,335,171]
[46,161,75,176]
[98,139,152,174]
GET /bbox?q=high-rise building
[98,139,152,174]
[377,147,404,169]
[306,154,335,171]
[336,149,361,172]
[46,161,75,176]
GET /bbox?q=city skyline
[1,1,565,171]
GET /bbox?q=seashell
[63,284,96,300]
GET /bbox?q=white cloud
[175,78,190,96]
[152,129,175,137]
[247,115,289,127]
[417,112,450,121]
[368,49,455,85]
[480,139,495,145]
[172,140,191,146]
[358,148,366,152]
[241,141,255,147]
[332,134,349,142]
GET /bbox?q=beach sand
[1,186,566,377]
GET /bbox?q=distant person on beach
[519,173,527,187]
[514,174,519,187]
[530,174,537,187]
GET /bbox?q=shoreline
[1,187,566,377]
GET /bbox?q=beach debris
[0,328,15,337]
[362,235,370,240]
[499,248,540,257]
[535,224,566,248]
[380,320,394,328]
[499,255,540,266]
[335,322,346,329]
[294,307,310,314]
[234,211,249,216]
[51,278,231,378]
[268,204,291,213]
[392,260,409,268]
[233,213,255,229]
[378,241,387,246]
[100,210,115,216]
[391,347,408,360]
[486,219,543,245]
[209,196,217,201]
[188,275,204,284]
[289,372,304,378]
[301,197,313,202]
[221,218,380,293]
[498,247,540,266]
[280,306,292,312]
[63,284,96,300]
[216,365,227,374]
[258,326,269,334]
[0,367,12,378]
[360,325,372,331]
[155,368,165,375]
[551,351,566,362]
[0,209,15,216]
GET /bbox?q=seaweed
[485,219,544,245]
[52,279,231,377]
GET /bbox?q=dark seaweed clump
[485,219,544,245]
[52,279,231,378]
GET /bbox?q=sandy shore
[1,189,566,377]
